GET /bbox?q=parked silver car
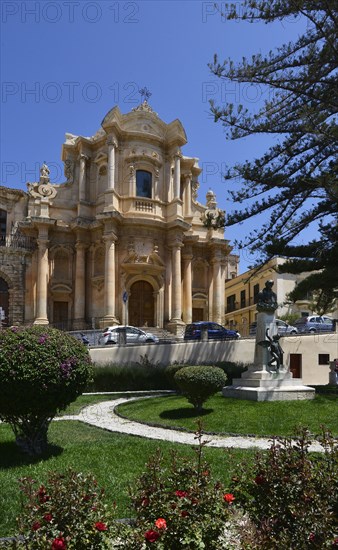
[249,319,298,336]
[294,315,334,334]
[98,325,159,345]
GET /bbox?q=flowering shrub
[18,469,115,549]
[174,366,227,411]
[0,325,92,455]
[124,428,234,549]
[230,428,338,548]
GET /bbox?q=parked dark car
[294,315,334,334]
[184,321,240,341]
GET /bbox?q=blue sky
[0,0,307,272]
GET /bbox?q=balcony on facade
[0,234,36,251]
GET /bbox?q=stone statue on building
[39,162,50,184]
[256,280,278,313]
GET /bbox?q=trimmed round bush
[0,325,93,455]
[174,366,227,411]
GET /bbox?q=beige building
[224,257,315,336]
[0,101,238,333]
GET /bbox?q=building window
[0,209,6,245]
[240,289,246,309]
[318,354,330,365]
[227,294,236,312]
[253,284,260,304]
[136,170,152,198]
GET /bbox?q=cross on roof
[139,87,152,103]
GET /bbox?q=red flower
[44,513,53,522]
[141,497,149,507]
[175,490,188,498]
[223,493,235,503]
[51,537,66,550]
[309,533,316,542]
[255,474,266,485]
[95,521,108,531]
[37,486,50,503]
[155,518,167,530]
[332,538,338,546]
[32,521,41,531]
[145,529,160,543]
[181,510,189,517]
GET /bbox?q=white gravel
[57,397,326,453]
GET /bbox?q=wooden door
[289,353,302,378]
[192,308,204,322]
[53,301,69,330]
[129,281,154,327]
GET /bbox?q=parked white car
[98,325,159,345]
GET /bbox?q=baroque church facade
[0,102,238,333]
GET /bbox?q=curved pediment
[101,104,187,147]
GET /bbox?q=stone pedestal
[223,370,315,401]
[223,309,315,401]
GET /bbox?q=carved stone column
[173,152,181,199]
[183,173,192,217]
[212,251,223,324]
[182,247,193,324]
[34,231,49,325]
[107,136,118,190]
[79,154,88,202]
[103,234,119,325]
[167,237,185,334]
[73,242,87,328]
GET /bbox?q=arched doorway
[0,277,9,327]
[129,281,154,327]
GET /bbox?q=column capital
[37,238,49,248]
[107,135,118,148]
[75,241,88,251]
[103,233,118,244]
[79,153,90,162]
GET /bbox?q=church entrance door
[129,281,154,327]
[0,278,9,326]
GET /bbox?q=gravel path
[58,397,325,453]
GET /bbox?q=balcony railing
[0,234,36,251]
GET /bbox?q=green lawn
[0,420,254,538]
[116,393,338,437]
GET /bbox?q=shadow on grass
[0,441,63,469]
[160,408,213,420]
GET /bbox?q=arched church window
[136,170,152,198]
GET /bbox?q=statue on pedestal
[258,328,284,370]
[256,280,278,313]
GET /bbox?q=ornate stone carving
[28,163,58,200]
[64,159,74,183]
[131,100,158,116]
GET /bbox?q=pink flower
[95,521,108,531]
[51,537,66,550]
[32,521,41,531]
[155,518,167,530]
[145,529,160,543]
[223,493,235,503]
[175,490,188,498]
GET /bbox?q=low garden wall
[89,332,338,386]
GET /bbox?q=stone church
[0,101,238,333]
